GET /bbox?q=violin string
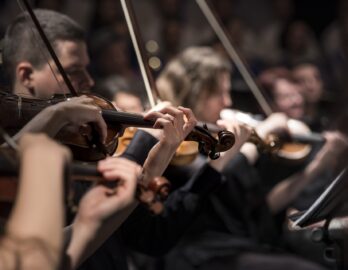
[16,0,68,98]
[0,126,19,166]
[0,127,18,152]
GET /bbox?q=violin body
[220,109,325,163]
[0,148,170,215]
[0,91,158,160]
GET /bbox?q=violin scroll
[188,124,235,160]
[136,175,171,215]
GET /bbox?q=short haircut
[3,9,85,84]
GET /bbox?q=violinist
[0,133,146,270]
[258,65,331,133]
[2,8,108,142]
[2,9,241,270]
[156,46,328,270]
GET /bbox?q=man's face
[273,78,305,119]
[293,65,323,104]
[21,40,94,99]
[113,92,144,113]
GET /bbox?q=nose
[223,92,232,108]
[293,92,304,105]
[80,70,95,91]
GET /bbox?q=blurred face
[15,40,94,99]
[273,78,305,119]
[196,71,232,123]
[293,65,323,104]
[113,92,143,113]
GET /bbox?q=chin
[289,111,305,120]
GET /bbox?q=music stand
[289,167,348,269]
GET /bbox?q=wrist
[158,139,178,153]
[50,103,70,128]
[240,143,259,165]
[65,219,98,270]
[143,141,176,179]
[21,146,67,166]
[305,158,323,178]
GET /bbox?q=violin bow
[120,0,237,159]
[196,0,273,116]
[0,126,19,167]
[18,0,78,97]
[17,0,110,156]
[120,0,159,108]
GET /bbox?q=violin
[0,91,235,161]
[0,146,170,216]
[196,0,325,162]
[220,109,325,161]
[117,0,235,163]
[7,0,235,162]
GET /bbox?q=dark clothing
[196,252,327,270]
[164,153,327,270]
[77,130,224,270]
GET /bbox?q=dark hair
[3,9,85,84]
[97,75,147,106]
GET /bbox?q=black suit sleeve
[121,130,158,165]
[121,163,223,256]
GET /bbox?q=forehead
[294,65,318,76]
[217,71,231,87]
[274,79,299,94]
[54,40,89,67]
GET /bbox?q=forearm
[143,141,176,180]
[6,149,65,250]
[66,202,137,270]
[240,143,259,165]
[4,149,66,270]
[0,235,60,270]
[267,160,323,214]
[13,106,67,140]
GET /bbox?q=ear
[16,62,35,89]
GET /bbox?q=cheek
[32,72,60,98]
[198,99,221,122]
[276,98,290,111]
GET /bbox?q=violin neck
[291,133,325,144]
[102,110,155,128]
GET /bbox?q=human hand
[311,131,348,171]
[75,157,140,230]
[217,119,252,149]
[144,105,197,150]
[138,101,172,139]
[255,113,289,140]
[53,96,107,143]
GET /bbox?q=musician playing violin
[0,133,141,270]
[156,46,331,270]
[1,8,244,270]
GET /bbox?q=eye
[66,69,81,76]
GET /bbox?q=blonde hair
[157,47,231,113]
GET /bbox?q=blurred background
[0,0,345,122]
